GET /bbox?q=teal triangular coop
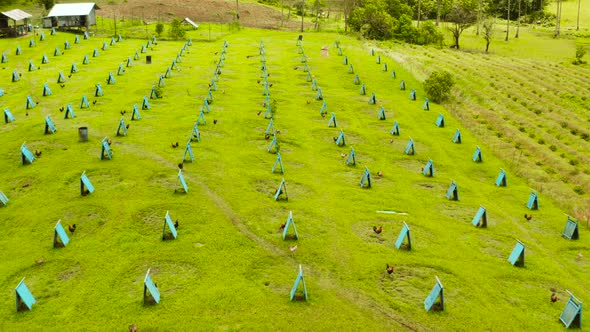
[348,63,354,74]
[424,277,444,312]
[53,220,70,248]
[338,47,343,56]
[134,51,140,60]
[83,31,89,39]
[15,278,36,312]
[0,87,4,97]
[562,215,579,240]
[446,180,459,200]
[127,56,133,67]
[335,130,346,146]
[116,117,127,136]
[117,34,123,42]
[183,141,194,162]
[435,114,445,127]
[80,171,95,196]
[265,119,274,135]
[560,293,583,329]
[54,46,61,56]
[142,96,151,110]
[74,35,80,44]
[495,169,507,186]
[29,39,35,47]
[383,63,388,71]
[144,269,161,304]
[395,222,412,250]
[272,152,285,174]
[371,49,375,56]
[1,52,7,63]
[452,128,462,143]
[64,104,75,119]
[206,89,214,104]
[80,95,89,108]
[209,78,217,91]
[64,40,71,49]
[4,108,15,123]
[57,71,66,83]
[423,98,430,110]
[378,107,386,120]
[342,55,348,65]
[197,109,206,125]
[346,147,356,166]
[42,53,49,64]
[359,83,366,95]
[12,70,20,82]
[158,76,165,88]
[93,48,99,57]
[328,113,337,127]
[368,92,377,104]
[101,41,108,51]
[472,146,482,162]
[16,45,22,55]
[162,211,178,240]
[101,137,113,160]
[508,240,525,267]
[25,95,35,109]
[315,87,323,100]
[71,63,78,74]
[95,83,103,97]
[20,143,35,165]
[290,265,308,301]
[422,159,434,177]
[400,80,406,90]
[131,105,141,120]
[353,74,360,85]
[117,64,125,75]
[303,63,309,73]
[110,37,116,46]
[306,71,312,82]
[150,86,159,99]
[409,89,416,100]
[526,190,539,210]
[268,136,279,154]
[83,54,89,64]
[274,178,288,201]
[28,60,36,71]
[42,83,52,96]
[472,206,487,228]
[310,79,317,91]
[0,190,8,206]
[405,138,415,155]
[44,115,56,134]
[319,100,327,116]
[202,99,211,113]
[171,60,178,70]
[165,67,172,78]
[51,27,56,35]
[376,55,381,64]
[40,32,46,41]
[107,72,116,84]
[391,121,400,136]
[176,170,188,193]
[191,122,200,141]
[282,211,298,240]
[360,167,372,188]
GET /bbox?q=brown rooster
[68,224,77,234]
[386,264,395,274]
[551,293,558,303]
[373,226,383,234]
[524,214,533,221]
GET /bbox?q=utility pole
[113,12,117,36]
[576,0,581,31]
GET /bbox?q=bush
[573,45,587,65]
[155,23,164,37]
[168,18,185,40]
[423,71,454,103]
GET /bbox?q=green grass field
[0,25,588,330]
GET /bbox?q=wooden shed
[0,9,32,37]
[43,3,99,29]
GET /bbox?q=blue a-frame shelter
[527,190,539,210]
[101,137,113,160]
[563,215,580,240]
[360,167,372,188]
[95,83,103,97]
[472,146,483,162]
[378,107,386,120]
[71,62,79,74]
[453,129,461,144]
[472,206,487,228]
[268,136,279,154]
[495,169,507,186]
[272,152,285,174]
[21,143,35,165]
[348,63,354,74]
[368,92,377,104]
[310,79,317,91]
[4,108,15,123]
[508,240,525,267]
[142,96,151,110]
[28,60,36,71]
[274,178,288,201]
[424,276,444,311]
[0,190,9,206]
[12,71,20,83]
[265,119,274,135]
[15,278,36,312]
[126,57,133,68]
[290,265,308,301]
[391,121,400,136]
[25,95,35,109]
[435,114,445,127]
[376,54,381,63]
[83,54,90,64]
[176,170,188,193]
[57,71,66,83]
[342,55,348,65]
[422,98,430,110]
[80,95,89,108]
[335,130,346,146]
[391,69,397,78]
[107,72,116,85]
[131,105,141,120]
[346,147,356,166]
[405,138,415,155]
[282,211,299,240]
[560,292,582,329]
[116,117,127,136]
[359,83,366,95]
[446,180,459,201]
[409,89,416,100]
[80,171,95,196]
[395,222,412,250]
[54,46,61,56]
[44,116,56,134]
[42,83,52,96]
[383,63,388,71]
[93,48,99,57]
[144,268,161,304]
[202,99,211,113]
[183,141,194,162]
[191,121,200,141]
[423,159,434,177]
[320,101,328,116]
[162,211,178,240]
[328,113,337,127]
[400,80,406,90]
[53,220,70,248]
[353,74,360,85]
[315,87,323,101]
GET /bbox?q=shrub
[168,18,185,40]
[423,71,454,103]
[573,45,587,65]
[155,23,164,37]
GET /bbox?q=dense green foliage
[155,23,165,37]
[423,70,454,102]
[573,44,587,64]
[168,18,185,40]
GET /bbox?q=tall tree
[300,0,305,32]
[576,0,581,31]
[447,0,478,49]
[554,0,562,37]
[515,0,521,38]
[343,0,359,32]
[436,0,442,26]
[505,0,510,41]
[482,18,494,52]
[417,0,422,27]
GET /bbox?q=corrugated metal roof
[46,3,99,17]
[1,9,33,21]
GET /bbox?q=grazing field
[0,28,588,330]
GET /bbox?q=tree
[348,2,394,40]
[168,18,185,40]
[37,0,54,10]
[313,0,325,31]
[342,0,359,32]
[573,45,587,65]
[423,71,454,103]
[155,23,164,37]
[482,19,494,52]
[505,0,511,41]
[515,0,521,38]
[447,1,477,49]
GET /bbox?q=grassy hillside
[0,28,588,330]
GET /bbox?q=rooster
[59,106,64,112]
[279,223,286,230]
[126,124,130,129]
[34,149,42,157]
[386,264,395,274]
[373,226,383,234]
[68,224,77,234]
[257,111,262,116]
[524,214,533,221]
[264,134,270,140]
[129,325,138,332]
[60,83,65,88]
[390,138,394,144]
[178,163,184,170]
[340,153,346,158]
[551,293,558,303]
[289,245,298,253]
[174,220,179,229]
[92,100,97,105]
[213,119,218,125]
[171,142,179,148]
[36,257,44,265]
[107,138,112,146]
[68,74,72,78]
[82,189,90,196]
[377,171,383,178]
[120,110,126,116]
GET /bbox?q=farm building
[43,3,99,29]
[0,9,32,37]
